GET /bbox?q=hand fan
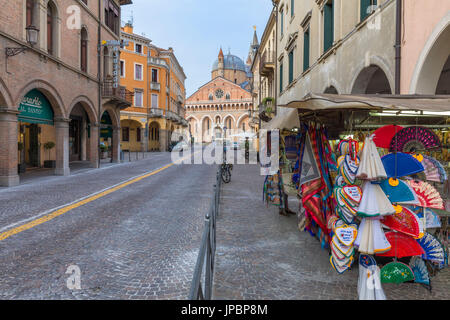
[381,206,420,238]
[357,136,387,181]
[406,180,444,210]
[422,155,447,183]
[417,232,446,266]
[373,125,404,149]
[409,256,430,286]
[357,182,396,218]
[377,231,425,258]
[378,178,419,204]
[389,126,441,153]
[424,208,441,229]
[380,262,415,284]
[381,153,425,178]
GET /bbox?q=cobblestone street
[0,153,216,299]
[213,164,450,300]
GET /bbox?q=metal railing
[189,166,222,300]
[102,80,134,105]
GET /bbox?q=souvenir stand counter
[266,95,449,300]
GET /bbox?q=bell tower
[218,47,224,77]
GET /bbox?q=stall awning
[279,93,450,113]
[261,107,300,130]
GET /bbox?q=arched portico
[351,64,392,94]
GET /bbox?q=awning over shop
[18,89,54,125]
[261,107,300,130]
[279,93,450,114]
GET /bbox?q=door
[69,117,82,161]
[28,124,39,167]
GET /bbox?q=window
[243,123,246,132]
[26,0,34,27]
[120,60,125,77]
[134,90,143,107]
[151,94,158,108]
[288,50,294,84]
[208,94,213,101]
[135,64,143,80]
[152,69,158,82]
[361,0,377,21]
[135,43,142,54]
[227,118,231,129]
[80,28,88,72]
[136,127,141,142]
[323,0,334,53]
[280,8,284,37]
[103,47,110,79]
[303,28,310,72]
[122,127,129,142]
[104,0,119,35]
[47,3,54,55]
[225,93,230,100]
[291,0,294,17]
[279,62,283,93]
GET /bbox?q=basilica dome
[212,54,247,72]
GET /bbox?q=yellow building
[119,23,187,152]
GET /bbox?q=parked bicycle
[221,163,232,183]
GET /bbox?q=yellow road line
[0,163,174,241]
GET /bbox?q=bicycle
[221,163,232,183]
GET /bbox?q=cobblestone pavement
[213,164,450,300]
[0,152,216,299]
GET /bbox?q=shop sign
[18,89,54,125]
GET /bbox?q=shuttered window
[80,28,88,72]
[288,50,294,84]
[323,1,334,53]
[303,28,310,72]
[361,0,377,21]
[26,0,33,27]
[279,63,283,93]
[291,0,294,17]
[47,5,53,55]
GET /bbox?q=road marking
[0,163,174,241]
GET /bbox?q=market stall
[269,94,450,299]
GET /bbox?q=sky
[121,0,273,97]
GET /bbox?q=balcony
[260,50,275,77]
[148,57,169,69]
[150,82,161,92]
[102,80,133,108]
[148,108,164,118]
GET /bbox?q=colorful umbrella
[373,125,404,149]
[381,153,424,178]
[406,180,444,210]
[377,232,425,258]
[380,262,415,284]
[381,205,420,238]
[389,126,441,153]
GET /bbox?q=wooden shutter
[303,29,310,72]
[47,6,53,55]
[360,0,370,21]
[279,63,283,93]
[323,1,334,52]
[26,0,33,27]
[289,50,294,84]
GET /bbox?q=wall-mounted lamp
[5,26,39,73]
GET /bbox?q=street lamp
[5,25,39,73]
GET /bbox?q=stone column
[89,123,99,168]
[159,129,168,152]
[112,126,121,163]
[0,108,20,187]
[54,118,70,176]
[142,124,148,152]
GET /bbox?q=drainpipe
[97,0,102,168]
[394,0,402,95]
[273,1,278,115]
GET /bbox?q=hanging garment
[358,255,386,300]
[357,135,387,181]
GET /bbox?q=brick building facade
[0,0,133,187]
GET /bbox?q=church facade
[186,33,259,143]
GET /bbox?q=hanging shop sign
[18,89,54,125]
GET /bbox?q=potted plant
[18,142,26,173]
[43,141,56,168]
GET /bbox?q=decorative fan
[389,126,441,153]
[381,206,420,238]
[378,179,419,204]
[373,125,404,149]
[381,153,424,178]
[406,180,444,210]
[377,231,425,258]
[357,136,387,181]
[424,208,442,229]
[417,232,446,266]
[357,182,395,218]
[355,218,392,254]
[422,155,448,183]
[409,256,430,287]
[380,262,415,284]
